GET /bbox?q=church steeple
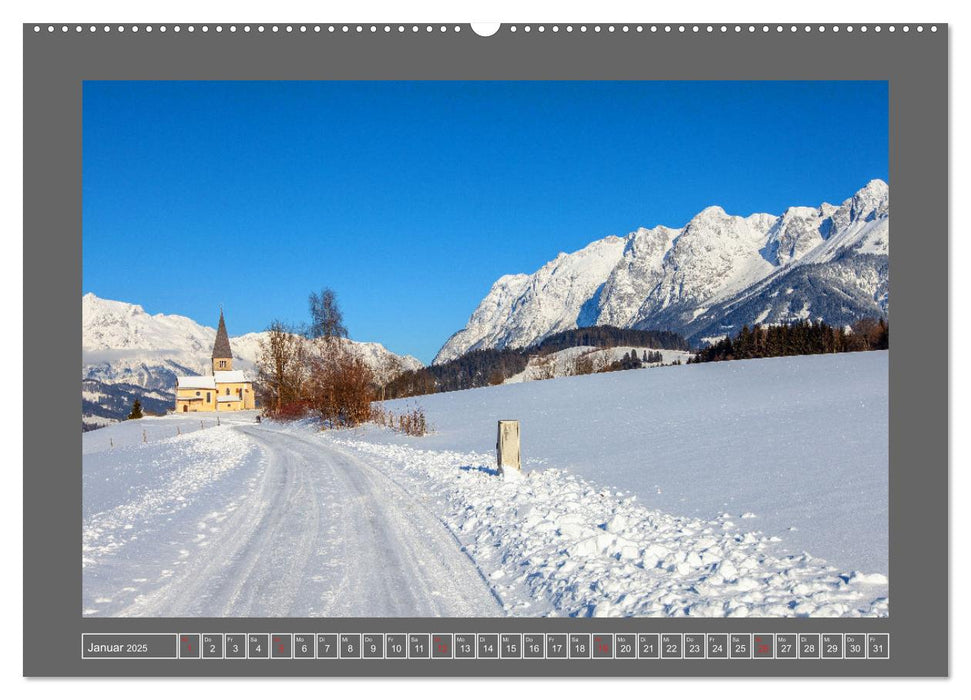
[212,309,233,372]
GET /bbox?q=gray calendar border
[23,23,948,677]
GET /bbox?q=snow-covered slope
[82,351,888,618]
[82,294,422,429]
[381,351,889,578]
[435,180,889,362]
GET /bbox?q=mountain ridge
[435,180,889,363]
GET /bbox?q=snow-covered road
[83,422,501,617]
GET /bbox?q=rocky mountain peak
[435,180,890,363]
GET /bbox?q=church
[174,310,256,413]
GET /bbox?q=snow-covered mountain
[435,180,889,363]
[82,294,422,429]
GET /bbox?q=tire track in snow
[117,429,320,617]
[238,427,503,617]
[120,423,501,617]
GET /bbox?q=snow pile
[325,434,888,618]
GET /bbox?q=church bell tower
[212,309,233,373]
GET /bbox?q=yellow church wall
[175,398,210,413]
[214,382,255,410]
[176,387,215,411]
[174,382,254,412]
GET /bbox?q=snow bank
[323,433,888,617]
[82,425,265,615]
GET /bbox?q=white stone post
[496,420,521,475]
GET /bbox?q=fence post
[177,426,181,436]
[496,420,521,475]
[217,416,220,426]
[109,438,113,448]
[142,429,147,443]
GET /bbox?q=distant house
[175,310,255,413]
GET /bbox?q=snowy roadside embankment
[83,426,265,615]
[308,428,888,618]
[82,411,261,454]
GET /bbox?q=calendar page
[23,21,947,677]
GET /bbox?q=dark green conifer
[127,399,143,420]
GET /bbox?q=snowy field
[82,411,258,454]
[82,352,887,618]
[382,351,889,576]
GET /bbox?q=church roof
[212,310,233,359]
[177,376,216,389]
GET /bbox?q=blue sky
[83,81,887,363]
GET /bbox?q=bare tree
[849,317,889,351]
[571,352,595,376]
[532,356,556,381]
[306,350,375,427]
[256,320,308,415]
[308,288,349,342]
[374,353,403,401]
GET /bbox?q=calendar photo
[81,79,889,619]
